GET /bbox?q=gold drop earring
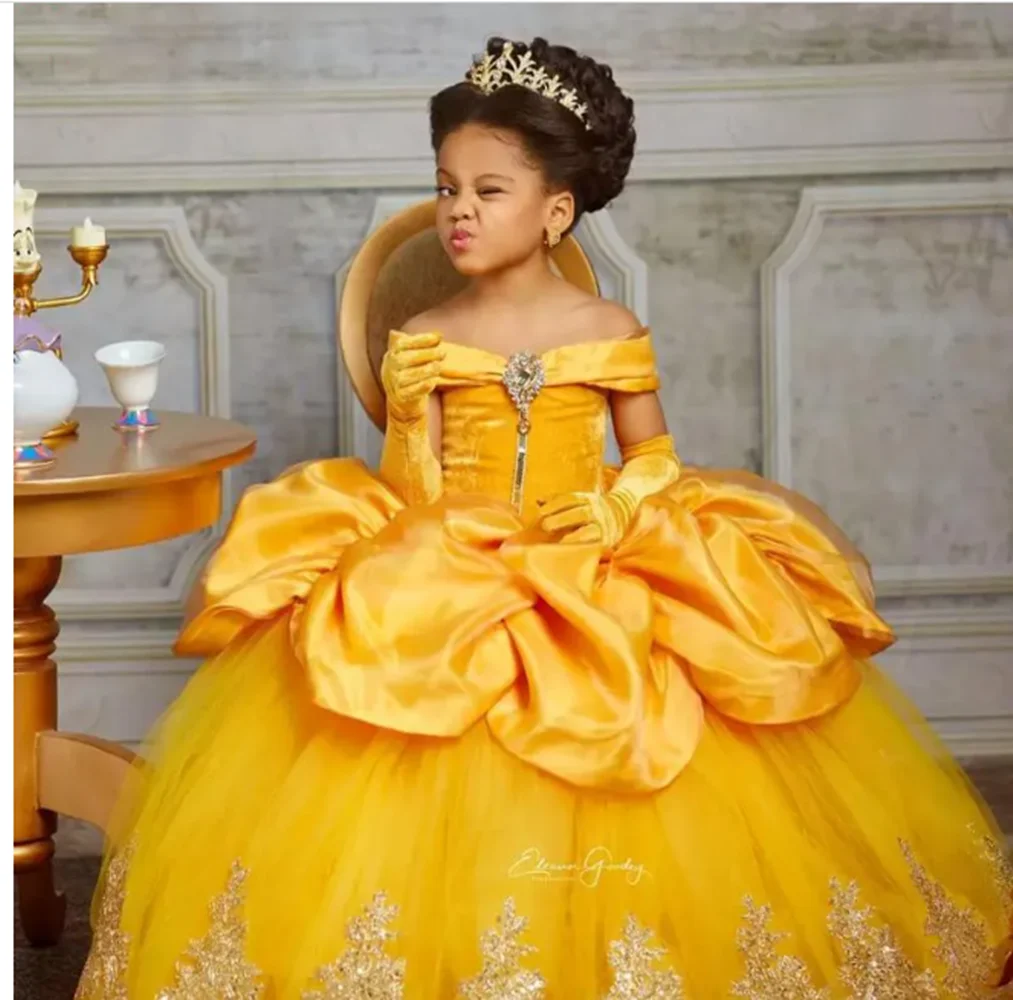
[544,227,561,250]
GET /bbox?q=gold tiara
[465,42,592,131]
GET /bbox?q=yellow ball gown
[77,332,1012,999]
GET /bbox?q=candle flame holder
[14,244,109,318]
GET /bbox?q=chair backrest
[338,198,599,429]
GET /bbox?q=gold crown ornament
[465,42,592,131]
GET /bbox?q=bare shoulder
[398,290,477,341]
[579,297,645,342]
[398,308,447,335]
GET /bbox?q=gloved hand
[537,491,630,548]
[538,434,680,547]
[381,330,445,424]
[378,330,445,506]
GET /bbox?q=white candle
[71,217,106,248]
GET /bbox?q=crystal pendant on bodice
[502,351,546,512]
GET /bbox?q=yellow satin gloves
[378,330,445,506]
[539,434,680,546]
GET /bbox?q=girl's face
[435,123,573,277]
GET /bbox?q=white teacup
[95,340,165,432]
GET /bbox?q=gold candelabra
[14,244,109,318]
[14,244,110,440]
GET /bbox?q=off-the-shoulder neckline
[391,325,651,364]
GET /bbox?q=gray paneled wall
[14,3,1013,83]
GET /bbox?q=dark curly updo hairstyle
[429,37,636,231]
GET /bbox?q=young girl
[77,36,1011,999]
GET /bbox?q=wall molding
[930,717,1013,758]
[15,60,1013,192]
[57,629,186,665]
[14,22,110,55]
[760,178,1013,600]
[34,204,232,622]
[885,605,1013,640]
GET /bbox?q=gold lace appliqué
[74,834,1012,997]
[978,832,1013,909]
[301,891,405,1000]
[723,838,1012,1000]
[457,896,546,999]
[828,877,938,999]
[156,860,265,1000]
[901,840,1003,999]
[730,897,829,1000]
[604,915,684,999]
[74,839,135,1000]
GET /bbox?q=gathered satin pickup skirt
[76,460,1013,999]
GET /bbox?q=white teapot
[13,348,79,468]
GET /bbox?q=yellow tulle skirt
[77,615,1009,999]
[75,460,1012,998]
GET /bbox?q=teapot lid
[14,314,61,354]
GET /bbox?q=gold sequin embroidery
[978,833,1013,908]
[457,896,546,999]
[74,839,135,1000]
[604,915,684,999]
[73,836,1012,997]
[155,860,265,1000]
[730,897,829,1000]
[301,891,405,1000]
[901,840,1001,999]
[828,877,938,999]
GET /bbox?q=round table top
[14,408,257,497]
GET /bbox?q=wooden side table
[13,407,256,946]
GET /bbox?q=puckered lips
[449,227,474,253]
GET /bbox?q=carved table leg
[14,555,67,946]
